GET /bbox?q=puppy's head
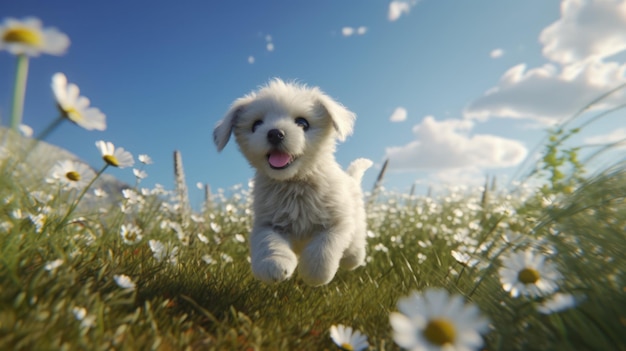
[214,79,355,180]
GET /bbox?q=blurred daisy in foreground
[0,17,69,56]
[72,306,96,332]
[47,160,95,189]
[390,288,489,351]
[113,274,136,290]
[44,259,63,273]
[96,140,134,168]
[499,249,562,298]
[120,224,143,245]
[329,324,369,351]
[19,124,33,137]
[52,73,106,131]
[537,293,578,314]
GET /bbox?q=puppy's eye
[295,117,309,131]
[252,120,263,132]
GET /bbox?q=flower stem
[36,115,64,141]
[9,54,30,132]
[20,115,65,160]
[56,164,109,230]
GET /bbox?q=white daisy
[52,73,106,131]
[210,222,221,234]
[190,214,205,223]
[122,189,142,204]
[537,293,578,314]
[47,160,95,189]
[113,274,136,290]
[28,213,46,233]
[138,154,153,164]
[221,253,233,264]
[120,224,143,245]
[329,324,369,351]
[0,17,69,56]
[499,249,563,298]
[202,254,215,265]
[72,306,96,331]
[95,140,134,168]
[390,288,489,351]
[72,306,87,321]
[149,240,167,262]
[133,168,147,179]
[93,188,108,198]
[19,124,33,137]
[149,240,178,265]
[451,250,480,268]
[44,259,63,273]
[197,233,209,244]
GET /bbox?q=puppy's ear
[214,95,254,151]
[316,93,356,142]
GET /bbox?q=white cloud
[389,107,408,122]
[467,0,626,125]
[342,26,368,37]
[384,116,528,170]
[431,167,486,188]
[464,60,626,124]
[265,34,274,51]
[584,127,626,147]
[342,27,355,37]
[490,48,504,59]
[540,0,626,64]
[388,0,417,22]
[247,56,255,64]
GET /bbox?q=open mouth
[267,151,294,170]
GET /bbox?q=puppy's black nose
[267,129,285,145]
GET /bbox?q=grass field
[1,122,625,350]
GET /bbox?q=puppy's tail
[347,158,373,184]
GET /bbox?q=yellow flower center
[65,171,81,182]
[3,27,43,46]
[340,343,354,351]
[423,318,456,346]
[61,106,83,123]
[125,231,136,241]
[103,155,120,167]
[518,268,540,284]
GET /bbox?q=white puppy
[214,79,372,286]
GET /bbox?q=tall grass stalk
[174,150,191,227]
[9,55,30,132]
[511,83,626,186]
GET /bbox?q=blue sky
[2,0,625,208]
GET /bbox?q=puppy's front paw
[251,252,297,284]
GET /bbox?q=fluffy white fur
[214,79,372,286]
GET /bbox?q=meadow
[1,121,626,350]
[1,16,626,351]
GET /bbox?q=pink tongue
[268,152,291,168]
